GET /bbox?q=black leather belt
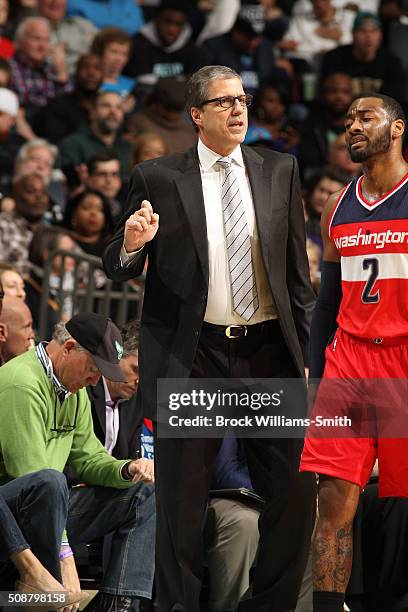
[202,319,279,339]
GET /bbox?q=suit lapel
[174,148,209,284]
[90,379,107,436]
[173,146,278,284]
[242,146,274,268]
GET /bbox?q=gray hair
[185,65,241,114]
[15,17,51,44]
[15,139,58,165]
[120,320,140,358]
[52,321,85,351]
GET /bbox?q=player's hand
[124,200,159,253]
[127,458,155,483]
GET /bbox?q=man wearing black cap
[0,313,156,612]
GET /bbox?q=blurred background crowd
[0,0,407,337]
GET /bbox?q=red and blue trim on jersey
[328,173,408,340]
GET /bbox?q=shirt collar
[102,376,125,408]
[103,377,113,406]
[36,341,71,403]
[197,139,244,172]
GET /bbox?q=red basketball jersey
[328,173,408,339]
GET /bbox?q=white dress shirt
[121,139,278,325]
[198,139,277,325]
[103,377,120,455]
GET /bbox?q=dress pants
[203,497,260,611]
[154,322,316,612]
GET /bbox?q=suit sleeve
[102,165,150,282]
[286,156,315,364]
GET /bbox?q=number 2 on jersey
[362,258,380,304]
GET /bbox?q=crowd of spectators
[0,0,407,609]
[2,0,406,311]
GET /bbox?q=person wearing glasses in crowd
[0,312,156,612]
[104,65,316,612]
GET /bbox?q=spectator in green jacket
[0,313,155,612]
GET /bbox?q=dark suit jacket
[87,379,142,460]
[103,145,315,419]
[64,380,141,486]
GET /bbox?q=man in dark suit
[83,319,155,612]
[103,64,316,612]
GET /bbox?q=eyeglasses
[50,394,78,434]
[202,94,253,109]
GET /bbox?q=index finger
[140,200,153,214]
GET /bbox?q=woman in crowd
[62,189,114,258]
[0,262,25,299]
[25,226,77,339]
[245,82,300,156]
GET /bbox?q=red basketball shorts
[300,328,408,497]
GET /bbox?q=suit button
[202,294,207,301]
[195,330,199,337]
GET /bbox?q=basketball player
[300,93,408,612]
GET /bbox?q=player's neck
[361,155,408,201]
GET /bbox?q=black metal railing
[37,250,144,339]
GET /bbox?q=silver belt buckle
[225,325,247,339]
[372,338,383,344]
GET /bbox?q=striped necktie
[217,157,259,321]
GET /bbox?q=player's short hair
[352,93,406,125]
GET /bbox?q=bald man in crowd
[0,296,34,363]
